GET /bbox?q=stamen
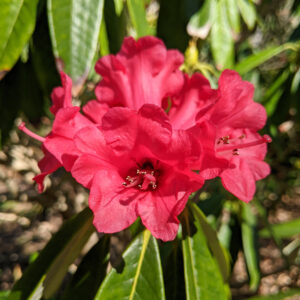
[217,134,272,153]
[18,122,46,143]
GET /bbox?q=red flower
[70,104,203,241]
[95,36,184,110]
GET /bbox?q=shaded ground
[0,123,299,298]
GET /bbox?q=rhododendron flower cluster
[19,36,271,241]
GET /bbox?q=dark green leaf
[259,218,300,239]
[241,203,260,291]
[181,207,228,300]
[62,236,110,300]
[47,0,104,93]
[127,0,154,37]
[0,0,39,77]
[211,0,234,70]
[104,0,127,54]
[95,230,165,300]
[8,208,94,300]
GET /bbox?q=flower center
[122,162,159,191]
[216,133,271,156]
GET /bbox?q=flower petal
[82,100,109,124]
[50,72,73,115]
[95,36,184,110]
[89,171,138,233]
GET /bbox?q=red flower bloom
[95,36,185,110]
[70,104,203,241]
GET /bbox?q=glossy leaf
[211,0,234,70]
[241,203,260,291]
[95,230,165,300]
[114,0,124,16]
[235,44,293,74]
[181,207,228,300]
[0,0,39,77]
[259,218,300,239]
[127,0,154,38]
[237,0,256,30]
[8,208,94,300]
[190,202,230,282]
[62,236,110,300]
[47,0,104,93]
[187,0,216,39]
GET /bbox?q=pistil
[18,122,46,143]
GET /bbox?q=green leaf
[8,208,94,300]
[225,0,241,33]
[114,0,124,16]
[187,0,217,39]
[248,289,300,300]
[181,207,228,300]
[189,202,230,282]
[62,236,110,300]
[99,17,110,57]
[47,0,104,93]
[211,0,234,70]
[104,0,127,54]
[0,0,39,77]
[237,0,256,30]
[241,203,260,291]
[235,44,294,74]
[95,230,165,300]
[259,218,300,239]
[127,0,154,38]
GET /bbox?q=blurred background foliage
[0,0,300,299]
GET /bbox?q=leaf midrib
[129,230,151,300]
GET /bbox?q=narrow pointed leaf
[8,208,94,300]
[241,202,260,291]
[211,0,234,70]
[235,44,294,74]
[189,203,230,282]
[259,218,300,239]
[181,207,228,300]
[95,230,165,300]
[47,0,104,93]
[225,0,240,33]
[127,0,154,38]
[0,0,39,77]
[237,0,256,30]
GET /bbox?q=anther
[232,149,239,155]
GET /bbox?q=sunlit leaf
[181,207,228,300]
[127,0,154,38]
[47,0,104,94]
[237,0,256,30]
[211,0,234,70]
[0,0,39,78]
[225,0,240,33]
[95,230,165,300]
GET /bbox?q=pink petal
[82,100,109,124]
[50,72,73,115]
[248,159,271,181]
[95,36,184,110]
[33,148,61,193]
[220,158,256,202]
[89,171,139,233]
